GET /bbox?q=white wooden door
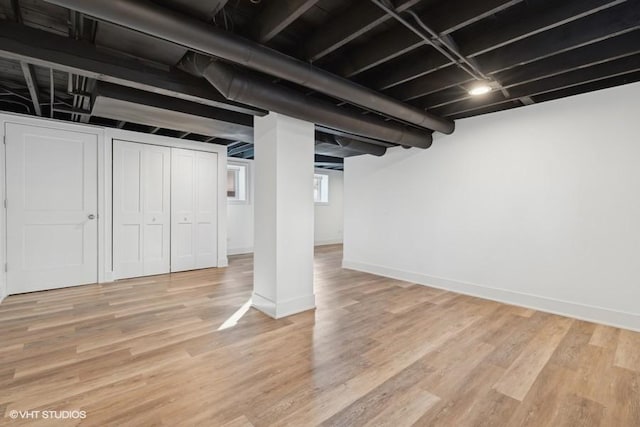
[113,140,170,279]
[171,148,218,272]
[6,123,98,294]
[194,151,218,269]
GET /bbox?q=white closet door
[194,151,218,269]
[6,123,98,294]
[171,148,218,272]
[170,148,196,272]
[113,140,170,279]
[142,145,171,275]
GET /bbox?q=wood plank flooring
[1,244,639,426]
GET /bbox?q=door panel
[113,140,170,279]
[171,149,218,272]
[195,151,218,269]
[171,148,196,272]
[142,144,171,276]
[6,123,98,294]
[113,141,144,279]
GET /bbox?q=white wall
[343,82,640,331]
[227,159,344,255]
[314,168,344,245]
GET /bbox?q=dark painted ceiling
[0,0,639,169]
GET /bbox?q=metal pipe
[42,0,454,135]
[190,58,432,148]
[370,0,479,80]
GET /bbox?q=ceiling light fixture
[468,81,492,96]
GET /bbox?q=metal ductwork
[182,55,432,148]
[315,133,387,157]
[42,0,455,136]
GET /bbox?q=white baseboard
[314,238,343,246]
[342,259,640,332]
[217,257,229,267]
[228,240,342,257]
[251,292,316,319]
[228,247,254,256]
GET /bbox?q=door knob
[88,214,96,220]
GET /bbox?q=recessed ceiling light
[468,81,492,96]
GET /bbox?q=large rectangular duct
[92,83,254,142]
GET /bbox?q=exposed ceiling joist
[254,0,319,43]
[19,62,42,116]
[434,53,640,117]
[155,0,229,19]
[459,0,626,58]
[365,0,639,91]
[476,1,640,73]
[0,22,264,116]
[304,0,422,62]
[329,0,523,78]
[228,143,253,157]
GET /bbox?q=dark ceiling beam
[362,47,451,91]
[330,0,523,78]
[447,100,524,121]
[10,0,23,23]
[494,30,640,87]
[315,155,344,164]
[531,70,640,104]
[448,70,640,120]
[226,141,244,150]
[315,162,344,168]
[414,30,640,109]
[460,0,627,58]
[476,1,640,74]
[365,0,639,91]
[19,62,42,116]
[433,53,640,117]
[155,0,229,19]
[116,121,126,128]
[228,143,253,157]
[254,0,319,43]
[304,0,422,62]
[0,22,264,116]
[388,66,473,102]
[150,127,161,134]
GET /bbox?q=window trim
[227,160,250,205]
[314,173,330,205]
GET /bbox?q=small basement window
[314,173,329,204]
[227,162,248,203]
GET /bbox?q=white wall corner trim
[251,292,316,319]
[228,247,254,256]
[342,259,640,332]
[315,238,344,246]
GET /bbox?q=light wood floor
[1,245,639,426]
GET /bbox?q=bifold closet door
[113,140,171,279]
[171,148,218,272]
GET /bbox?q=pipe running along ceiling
[180,53,433,149]
[42,0,455,140]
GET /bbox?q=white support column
[252,113,316,319]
